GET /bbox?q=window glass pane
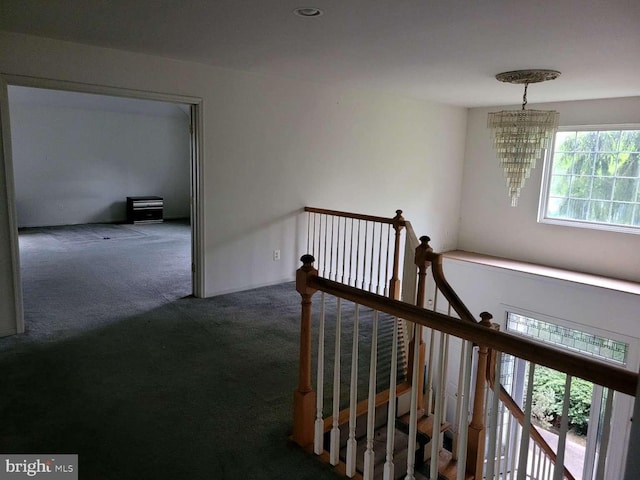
[591,177,614,200]
[620,130,640,152]
[506,312,628,365]
[572,153,595,175]
[617,152,640,177]
[552,153,573,174]
[569,176,591,198]
[547,197,566,218]
[597,130,620,152]
[555,131,577,151]
[576,131,598,151]
[613,178,637,201]
[612,202,634,225]
[567,198,588,219]
[586,201,611,222]
[550,175,570,196]
[634,206,640,226]
[595,153,616,176]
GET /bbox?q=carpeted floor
[0,221,343,479]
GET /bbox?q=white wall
[0,32,468,333]
[9,91,190,227]
[459,97,640,283]
[439,257,640,478]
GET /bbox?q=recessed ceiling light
[294,7,324,17]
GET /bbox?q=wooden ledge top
[442,250,640,297]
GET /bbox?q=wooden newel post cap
[414,235,433,268]
[392,210,405,230]
[300,254,315,268]
[479,311,493,327]
[297,255,318,296]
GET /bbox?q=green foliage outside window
[530,366,593,436]
[546,129,640,228]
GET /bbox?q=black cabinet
[126,196,163,224]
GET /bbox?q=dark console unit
[127,196,163,224]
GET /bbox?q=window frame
[537,124,640,235]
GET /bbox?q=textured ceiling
[1,0,639,107]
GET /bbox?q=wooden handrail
[498,386,577,480]
[416,236,477,324]
[305,274,638,396]
[304,206,408,226]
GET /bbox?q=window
[506,312,628,365]
[538,126,640,234]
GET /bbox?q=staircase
[292,207,638,480]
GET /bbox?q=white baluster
[496,401,505,479]
[306,210,311,256]
[595,389,614,480]
[329,298,342,466]
[516,364,536,480]
[363,310,379,479]
[486,351,502,479]
[354,220,361,288]
[314,292,326,455]
[369,223,376,292]
[452,339,466,459]
[362,221,369,290]
[404,322,422,480]
[430,332,448,480]
[348,218,355,286]
[383,225,391,297]
[376,223,383,294]
[322,214,328,277]
[456,340,473,480]
[502,414,512,480]
[328,215,335,280]
[341,217,348,284]
[346,304,360,477]
[553,374,572,480]
[383,316,400,480]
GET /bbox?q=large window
[538,126,640,234]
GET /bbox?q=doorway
[0,76,204,336]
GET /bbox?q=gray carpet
[1,221,342,479]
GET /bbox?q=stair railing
[293,233,638,480]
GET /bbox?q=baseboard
[0,327,18,338]
[204,276,295,298]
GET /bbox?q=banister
[497,385,577,480]
[305,274,638,396]
[418,236,477,324]
[304,206,407,226]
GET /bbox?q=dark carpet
[1,221,342,479]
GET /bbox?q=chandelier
[487,69,561,206]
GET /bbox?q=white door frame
[0,73,206,335]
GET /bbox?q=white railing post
[363,310,379,479]
[516,364,535,480]
[383,316,400,480]
[329,298,342,466]
[346,304,360,477]
[314,292,326,455]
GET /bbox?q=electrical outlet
[273,249,281,261]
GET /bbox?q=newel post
[293,254,318,448]
[388,209,405,300]
[407,236,432,411]
[467,311,496,479]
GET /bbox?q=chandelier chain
[522,83,529,110]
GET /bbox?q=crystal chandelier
[487,69,561,206]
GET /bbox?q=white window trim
[537,123,640,235]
